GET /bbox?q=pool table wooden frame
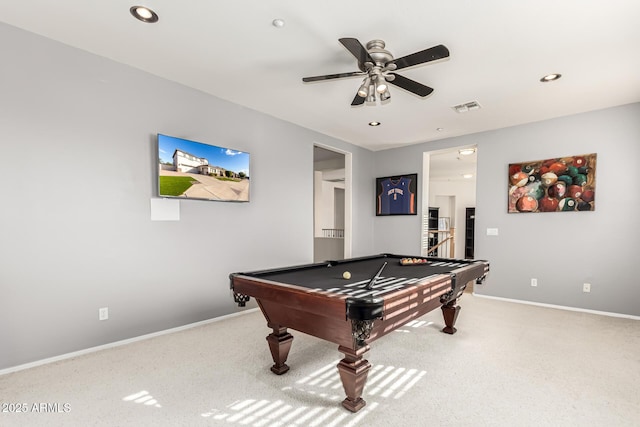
[230,253,489,412]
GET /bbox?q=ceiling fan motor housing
[366,40,394,67]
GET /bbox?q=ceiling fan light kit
[357,77,370,97]
[302,38,449,106]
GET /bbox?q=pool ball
[528,172,541,183]
[343,271,351,279]
[573,156,586,167]
[581,189,595,203]
[539,197,559,212]
[509,164,522,176]
[559,198,576,211]
[521,164,535,174]
[510,171,529,187]
[509,186,529,211]
[557,175,573,186]
[573,174,587,186]
[568,185,583,198]
[577,202,592,211]
[516,196,538,212]
[548,182,567,199]
[549,162,567,175]
[541,172,558,187]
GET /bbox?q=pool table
[230,253,489,412]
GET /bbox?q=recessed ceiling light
[130,6,159,23]
[463,174,473,179]
[540,73,562,82]
[436,127,444,132]
[369,121,381,127]
[272,19,285,28]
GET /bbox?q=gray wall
[2,21,637,372]
[0,23,374,370]
[374,103,640,317]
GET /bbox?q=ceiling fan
[302,38,450,106]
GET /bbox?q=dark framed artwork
[376,173,417,216]
[508,153,596,213]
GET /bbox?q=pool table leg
[337,345,371,412]
[266,323,293,375]
[441,298,460,334]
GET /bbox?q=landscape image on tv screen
[157,134,250,202]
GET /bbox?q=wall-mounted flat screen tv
[157,134,250,202]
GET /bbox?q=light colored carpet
[1,295,638,426]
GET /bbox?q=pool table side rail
[449,261,490,294]
[231,274,349,320]
[231,273,458,349]
[229,253,485,277]
[379,277,452,318]
[230,268,462,323]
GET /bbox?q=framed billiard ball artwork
[376,173,418,216]
[508,154,596,213]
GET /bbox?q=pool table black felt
[238,254,476,291]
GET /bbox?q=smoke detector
[452,101,482,113]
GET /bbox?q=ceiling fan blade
[390,44,450,70]
[351,93,366,106]
[302,71,365,82]
[387,73,434,97]
[339,38,375,70]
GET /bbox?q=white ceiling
[429,147,477,181]
[1,1,639,153]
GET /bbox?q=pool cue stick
[366,261,388,290]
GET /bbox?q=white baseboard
[473,293,640,320]
[4,296,637,376]
[0,308,259,376]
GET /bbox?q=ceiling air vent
[452,101,482,113]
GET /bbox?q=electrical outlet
[99,307,109,320]
[531,278,538,287]
[583,283,591,293]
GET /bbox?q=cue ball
[343,271,351,279]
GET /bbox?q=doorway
[313,145,351,262]
[422,146,477,259]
